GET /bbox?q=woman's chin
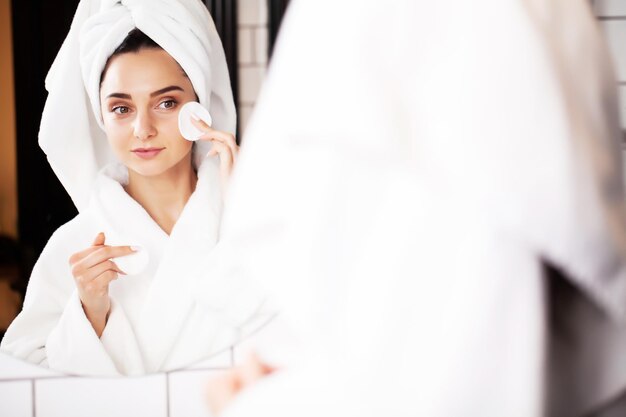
[122,150,193,179]
[127,162,171,178]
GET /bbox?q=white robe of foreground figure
[207,0,626,415]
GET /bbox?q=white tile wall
[595,6,626,184]
[600,20,626,82]
[0,323,284,416]
[238,0,268,26]
[0,349,237,417]
[237,28,254,65]
[168,369,223,417]
[594,0,626,16]
[239,67,267,105]
[597,6,626,188]
[254,27,269,65]
[0,380,32,417]
[237,0,270,135]
[35,374,168,417]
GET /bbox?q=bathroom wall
[595,0,626,124]
[0,0,18,238]
[0,343,232,417]
[594,0,626,180]
[236,0,269,135]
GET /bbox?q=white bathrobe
[1,157,266,376]
[210,0,626,415]
[0,0,272,377]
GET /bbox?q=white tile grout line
[166,372,171,417]
[167,366,233,375]
[238,23,267,29]
[0,376,69,383]
[31,379,36,417]
[238,63,267,69]
[0,370,236,417]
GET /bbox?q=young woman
[1,0,265,376]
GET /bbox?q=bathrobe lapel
[91,165,169,254]
[136,158,222,371]
[90,158,223,372]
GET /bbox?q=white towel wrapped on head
[39,0,235,211]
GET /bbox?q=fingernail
[130,246,141,251]
[190,113,201,121]
[119,270,127,276]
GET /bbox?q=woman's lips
[132,147,164,159]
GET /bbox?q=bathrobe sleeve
[0,218,145,376]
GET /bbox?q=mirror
[0,0,291,377]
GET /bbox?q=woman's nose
[133,109,157,141]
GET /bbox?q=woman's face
[100,48,197,177]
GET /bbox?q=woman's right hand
[68,232,134,337]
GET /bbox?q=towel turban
[39,0,236,211]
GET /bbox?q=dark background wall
[11,0,81,291]
[268,0,290,57]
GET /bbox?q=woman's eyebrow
[105,92,132,100]
[105,86,184,100]
[150,85,184,97]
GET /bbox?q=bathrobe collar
[89,156,223,371]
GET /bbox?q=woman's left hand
[191,117,239,189]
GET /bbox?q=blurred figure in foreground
[202,0,626,415]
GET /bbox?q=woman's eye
[112,106,130,115]
[159,100,177,110]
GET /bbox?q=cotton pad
[114,246,150,276]
[178,101,213,141]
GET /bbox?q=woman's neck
[124,155,198,235]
